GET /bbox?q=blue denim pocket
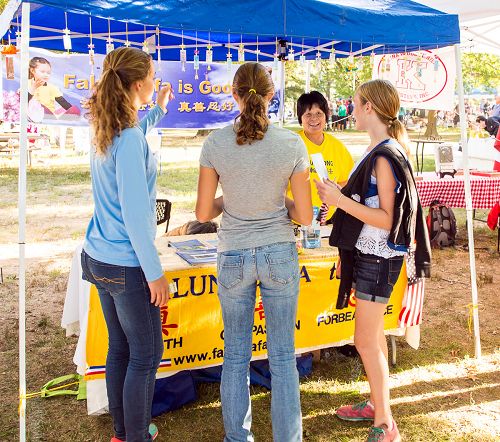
[85,254,126,295]
[217,253,243,289]
[355,253,380,284]
[264,244,298,285]
[387,257,404,288]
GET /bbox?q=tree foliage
[461,53,500,94]
[284,56,373,113]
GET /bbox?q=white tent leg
[278,61,285,128]
[18,2,31,441]
[305,60,311,93]
[454,43,481,359]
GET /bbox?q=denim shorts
[353,250,404,304]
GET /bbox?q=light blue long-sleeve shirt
[83,105,165,281]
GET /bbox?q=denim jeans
[217,241,302,442]
[353,250,404,304]
[81,250,163,442]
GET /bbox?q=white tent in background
[417,1,500,55]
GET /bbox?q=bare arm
[286,169,313,225]
[315,156,396,230]
[195,166,223,222]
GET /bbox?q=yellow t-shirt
[287,130,354,221]
[33,83,62,113]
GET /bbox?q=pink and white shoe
[336,399,375,421]
[366,420,401,442]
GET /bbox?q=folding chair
[156,199,172,233]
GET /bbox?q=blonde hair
[356,79,409,154]
[232,62,275,145]
[87,47,152,155]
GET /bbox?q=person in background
[287,91,353,225]
[196,62,312,442]
[316,79,431,442]
[491,95,500,119]
[347,99,354,129]
[81,47,174,442]
[398,107,405,123]
[338,100,348,131]
[476,115,500,137]
[494,124,500,172]
[331,98,339,131]
[326,99,334,130]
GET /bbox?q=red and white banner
[372,47,456,111]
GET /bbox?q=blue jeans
[81,250,163,442]
[217,242,302,442]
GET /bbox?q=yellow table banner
[85,256,406,379]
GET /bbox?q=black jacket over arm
[329,141,431,309]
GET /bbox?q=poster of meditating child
[27,56,80,123]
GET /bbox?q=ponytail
[86,47,152,155]
[232,63,275,145]
[388,118,410,157]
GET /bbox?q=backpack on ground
[426,200,457,248]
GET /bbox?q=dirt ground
[1,149,499,441]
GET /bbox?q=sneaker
[148,423,159,440]
[336,399,375,421]
[110,423,159,442]
[366,420,401,442]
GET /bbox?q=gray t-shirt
[200,124,309,252]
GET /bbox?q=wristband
[336,193,344,207]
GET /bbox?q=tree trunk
[196,129,211,137]
[424,110,441,140]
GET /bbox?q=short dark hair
[185,220,218,235]
[297,91,329,125]
[476,115,487,123]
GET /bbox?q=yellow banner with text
[85,256,406,379]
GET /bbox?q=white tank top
[355,174,406,258]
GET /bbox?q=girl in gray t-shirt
[196,62,312,441]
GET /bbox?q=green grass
[157,163,199,195]
[1,129,499,441]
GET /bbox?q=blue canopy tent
[2,0,460,61]
[1,2,481,442]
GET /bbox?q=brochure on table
[168,238,217,265]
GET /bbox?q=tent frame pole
[454,43,481,359]
[18,2,31,441]
[278,60,285,127]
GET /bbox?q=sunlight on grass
[391,382,500,406]
[157,165,198,195]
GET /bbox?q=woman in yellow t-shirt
[288,91,354,223]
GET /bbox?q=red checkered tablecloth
[416,173,500,209]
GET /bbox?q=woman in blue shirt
[81,47,172,442]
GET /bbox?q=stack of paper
[169,239,218,265]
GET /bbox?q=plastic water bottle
[302,206,321,249]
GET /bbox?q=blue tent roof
[1,0,460,60]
